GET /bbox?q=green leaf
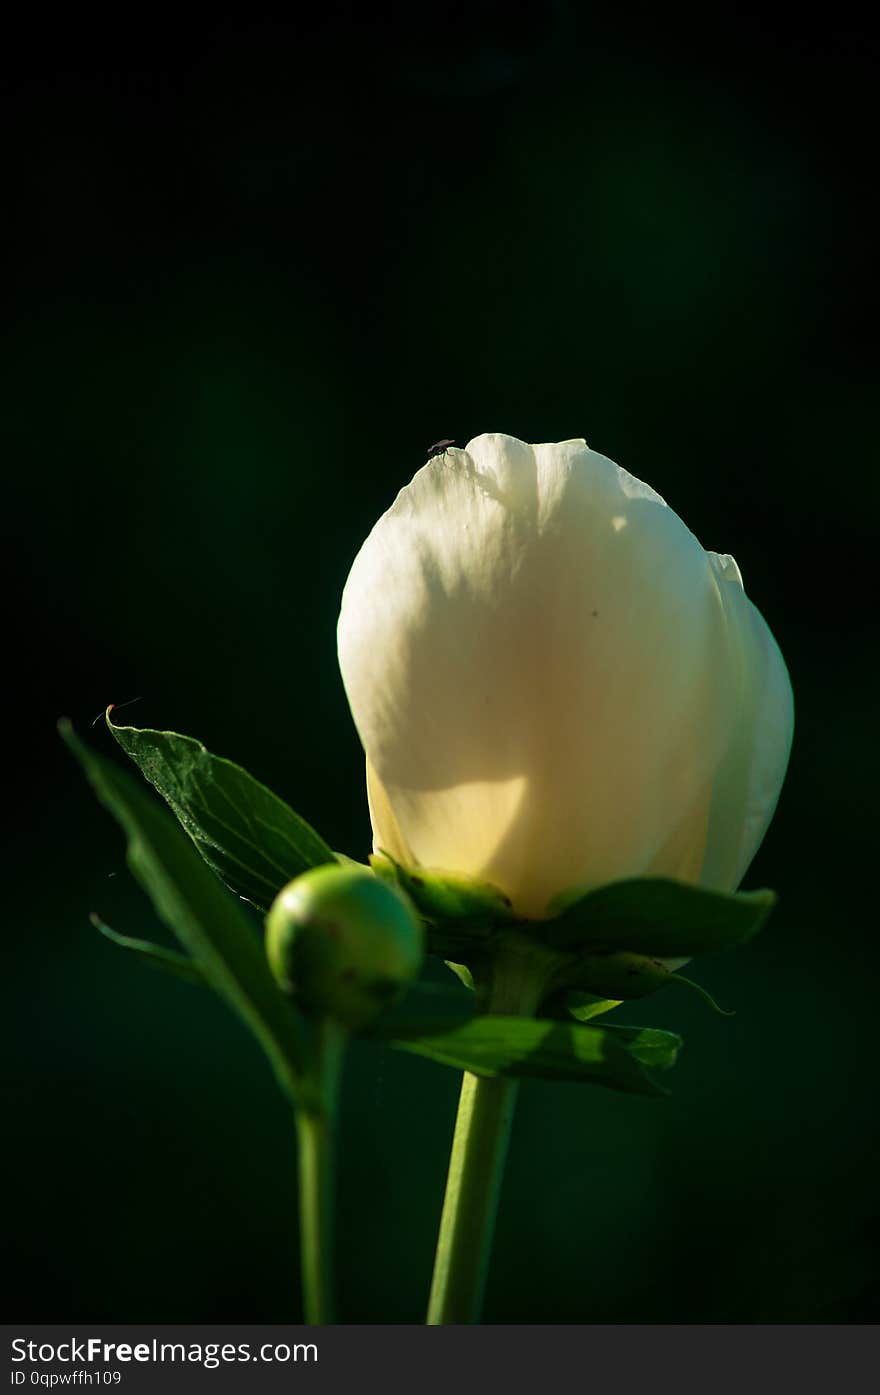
[91,914,207,987]
[386,1014,675,1095]
[444,960,476,992]
[599,1023,683,1071]
[544,877,776,958]
[365,981,476,1038]
[61,721,306,1096]
[108,716,336,911]
[333,852,371,871]
[565,992,623,1022]
[370,988,681,1076]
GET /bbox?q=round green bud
[265,865,423,1029]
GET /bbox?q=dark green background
[5,6,878,1322]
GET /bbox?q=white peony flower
[338,433,793,920]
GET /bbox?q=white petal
[697,554,794,890]
[339,434,746,916]
[366,759,413,866]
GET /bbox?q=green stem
[426,945,550,1325]
[426,1070,519,1324]
[296,1018,345,1325]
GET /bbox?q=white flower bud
[338,434,793,919]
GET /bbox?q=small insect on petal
[427,439,456,459]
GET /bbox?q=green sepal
[385,1014,678,1095]
[107,715,336,912]
[60,721,307,1098]
[543,877,776,958]
[372,853,515,923]
[91,913,205,986]
[560,950,732,1012]
[565,949,676,999]
[372,854,514,961]
[563,992,624,1022]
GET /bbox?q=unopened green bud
[265,865,423,1029]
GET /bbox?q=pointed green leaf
[444,960,476,992]
[108,717,335,910]
[599,1023,683,1070]
[544,877,776,958]
[61,721,306,1095]
[565,992,624,1022]
[386,1014,674,1095]
[333,852,371,871]
[91,914,207,987]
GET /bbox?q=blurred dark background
[4,4,878,1323]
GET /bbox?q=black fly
[427,438,455,460]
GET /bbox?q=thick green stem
[296,1018,345,1325]
[427,945,551,1325]
[426,1069,519,1324]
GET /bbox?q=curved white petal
[696,554,794,891]
[339,433,747,916]
[366,759,413,867]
